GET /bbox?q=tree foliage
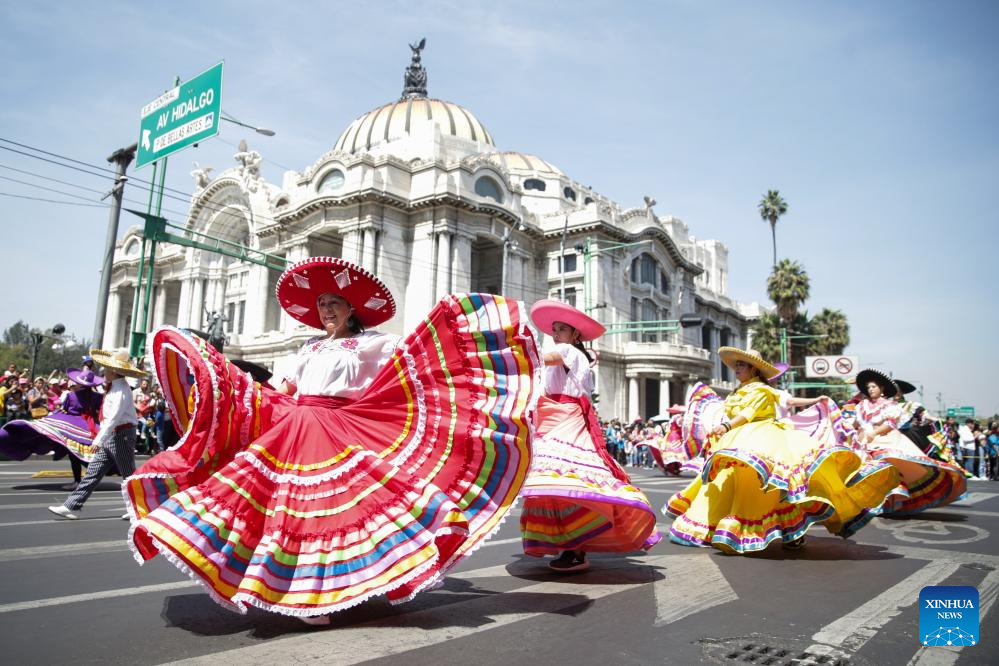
[808,308,850,355]
[766,259,811,324]
[758,189,788,267]
[750,311,783,362]
[0,321,90,379]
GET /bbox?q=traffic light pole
[92,143,137,350]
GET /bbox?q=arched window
[563,186,577,201]
[524,178,546,192]
[123,240,140,258]
[583,196,594,205]
[660,269,669,293]
[318,169,345,194]
[630,253,658,286]
[475,176,504,203]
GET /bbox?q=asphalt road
[1,457,996,665]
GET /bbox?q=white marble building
[104,49,761,419]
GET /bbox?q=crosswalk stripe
[906,565,999,666]
[653,553,737,626]
[160,560,664,665]
[953,492,998,506]
[809,559,961,655]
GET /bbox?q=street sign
[805,355,858,378]
[136,62,223,168]
[946,406,976,419]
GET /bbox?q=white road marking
[952,492,999,506]
[0,540,126,562]
[906,565,999,666]
[809,559,961,655]
[0,499,124,511]
[0,516,123,528]
[0,581,197,614]
[653,553,737,626]
[872,519,989,544]
[161,560,664,665]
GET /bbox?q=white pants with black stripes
[63,428,136,511]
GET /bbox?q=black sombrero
[856,369,897,399]
[893,379,917,395]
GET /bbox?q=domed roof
[480,151,563,176]
[334,98,494,155]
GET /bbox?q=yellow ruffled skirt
[665,419,900,554]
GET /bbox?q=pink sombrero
[275,257,396,329]
[530,299,606,342]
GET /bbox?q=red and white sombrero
[530,299,606,342]
[275,257,396,329]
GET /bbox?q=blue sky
[1,1,997,415]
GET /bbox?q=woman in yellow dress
[665,347,901,554]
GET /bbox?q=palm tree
[808,308,850,355]
[758,190,788,267]
[766,259,810,324]
[749,311,783,362]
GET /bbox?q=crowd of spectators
[944,417,999,480]
[598,417,663,469]
[0,361,169,455]
[595,409,999,482]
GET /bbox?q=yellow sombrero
[717,346,780,380]
[89,348,148,379]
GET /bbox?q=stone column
[362,227,377,272]
[404,221,435,332]
[660,376,672,413]
[176,279,192,329]
[435,230,452,300]
[152,284,167,329]
[244,266,267,340]
[452,229,474,293]
[628,376,640,421]
[341,227,361,265]
[103,290,120,349]
[188,279,204,331]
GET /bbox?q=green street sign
[136,62,223,168]
[946,406,976,419]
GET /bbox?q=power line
[0,191,108,207]
[0,138,554,297]
[0,163,108,195]
[0,174,108,203]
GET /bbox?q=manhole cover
[700,636,874,666]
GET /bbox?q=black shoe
[549,550,589,572]
[782,536,806,550]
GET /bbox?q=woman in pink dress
[520,300,660,572]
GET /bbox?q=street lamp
[29,323,66,379]
[221,112,275,136]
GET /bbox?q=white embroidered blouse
[279,330,400,399]
[855,397,901,434]
[542,339,594,398]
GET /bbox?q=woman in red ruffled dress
[519,300,660,572]
[124,258,540,623]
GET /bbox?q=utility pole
[92,144,137,350]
